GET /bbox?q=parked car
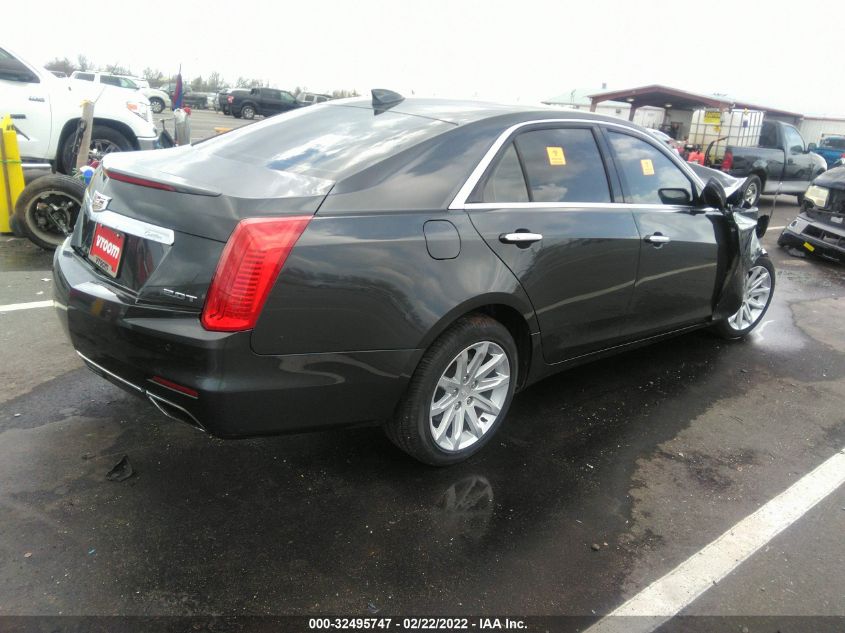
[778,166,845,263]
[809,135,845,169]
[71,72,172,115]
[217,89,248,115]
[297,92,331,106]
[1,47,159,174]
[227,87,300,119]
[160,83,209,109]
[53,93,773,465]
[719,119,827,206]
[117,76,172,114]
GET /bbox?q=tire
[385,314,518,466]
[241,104,256,120]
[149,97,165,114]
[796,193,805,205]
[742,175,762,207]
[14,174,86,250]
[59,124,132,174]
[232,109,242,119]
[713,255,775,340]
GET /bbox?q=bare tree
[142,67,165,87]
[104,63,132,75]
[76,54,92,71]
[44,57,75,76]
[206,71,224,92]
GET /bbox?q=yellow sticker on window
[546,146,566,166]
[641,159,655,176]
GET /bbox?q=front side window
[783,125,804,154]
[0,48,38,83]
[281,91,296,104]
[607,131,692,205]
[482,143,528,202]
[514,128,611,203]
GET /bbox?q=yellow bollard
[0,114,26,233]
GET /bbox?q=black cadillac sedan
[54,91,774,465]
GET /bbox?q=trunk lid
[72,147,330,309]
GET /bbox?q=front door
[464,125,641,364]
[782,124,815,192]
[604,129,721,337]
[0,48,52,160]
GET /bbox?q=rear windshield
[820,137,845,150]
[197,103,452,181]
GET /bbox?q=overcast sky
[6,0,843,116]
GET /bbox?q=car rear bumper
[778,215,845,263]
[53,240,421,437]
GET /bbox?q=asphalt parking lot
[1,180,843,628]
[154,108,254,143]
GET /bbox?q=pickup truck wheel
[713,255,775,340]
[385,314,517,466]
[796,194,805,205]
[59,125,132,174]
[241,104,256,120]
[149,97,165,114]
[14,174,85,250]
[742,175,762,207]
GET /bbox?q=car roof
[329,97,643,128]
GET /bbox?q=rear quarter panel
[251,211,537,355]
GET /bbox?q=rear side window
[198,104,452,182]
[75,73,94,81]
[607,131,692,205]
[514,128,611,203]
[483,143,528,202]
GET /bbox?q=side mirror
[658,188,692,206]
[808,142,817,151]
[700,178,727,211]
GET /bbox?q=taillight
[721,151,733,172]
[105,169,176,192]
[227,95,234,103]
[201,216,312,332]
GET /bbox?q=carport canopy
[587,84,802,120]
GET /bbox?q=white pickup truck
[0,46,159,174]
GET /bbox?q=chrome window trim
[453,201,694,212]
[90,209,175,245]
[448,117,705,210]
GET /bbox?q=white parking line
[586,448,845,633]
[0,300,54,313]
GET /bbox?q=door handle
[644,234,671,245]
[500,232,543,245]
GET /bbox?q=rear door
[604,129,721,337]
[463,124,641,363]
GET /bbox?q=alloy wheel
[728,265,772,330]
[89,139,122,162]
[743,181,758,206]
[429,341,510,452]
